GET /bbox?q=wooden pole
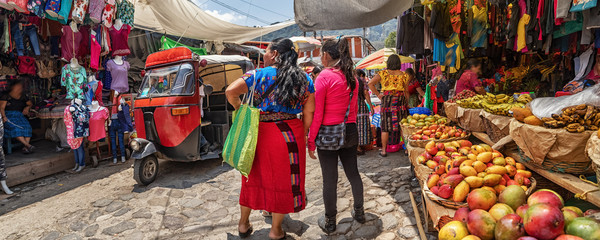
[410,191,428,240]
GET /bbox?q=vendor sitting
[455,59,486,95]
[0,80,34,154]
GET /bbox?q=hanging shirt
[61,65,87,100]
[398,14,425,55]
[64,103,89,149]
[71,0,89,23]
[106,59,130,93]
[61,25,82,61]
[108,24,131,56]
[118,103,133,132]
[88,0,105,23]
[517,14,531,52]
[102,0,116,28]
[88,107,109,142]
[85,80,104,106]
[27,0,46,17]
[56,0,72,21]
[471,5,488,48]
[115,0,134,26]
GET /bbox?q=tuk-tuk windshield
[139,63,195,97]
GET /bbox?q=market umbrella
[355,48,414,70]
[289,36,322,52]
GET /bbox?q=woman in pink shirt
[308,37,365,234]
[455,59,485,95]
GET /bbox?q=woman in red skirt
[226,38,315,240]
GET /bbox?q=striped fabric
[276,121,305,212]
[223,103,260,177]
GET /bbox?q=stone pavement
[0,150,436,240]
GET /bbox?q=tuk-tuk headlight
[130,140,141,151]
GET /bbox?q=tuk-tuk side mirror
[203,84,213,96]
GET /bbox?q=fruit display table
[406,144,456,229]
[505,146,600,208]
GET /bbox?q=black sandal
[239,226,253,238]
[379,152,387,157]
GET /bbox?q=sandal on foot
[239,226,253,238]
[261,210,272,217]
[379,152,387,157]
[270,231,287,240]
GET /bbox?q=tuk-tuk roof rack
[145,47,198,68]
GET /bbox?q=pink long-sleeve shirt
[308,68,359,151]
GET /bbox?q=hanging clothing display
[61,65,87,100]
[88,0,105,23]
[71,0,89,23]
[85,80,103,106]
[116,0,134,26]
[102,0,116,28]
[398,13,425,55]
[64,103,90,149]
[471,5,488,48]
[88,107,109,142]
[106,59,129,93]
[61,25,82,61]
[108,24,131,56]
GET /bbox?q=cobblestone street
[0,151,434,240]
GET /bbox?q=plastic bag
[530,84,600,118]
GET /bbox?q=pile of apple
[438,186,600,240]
[420,140,534,202]
[411,124,468,141]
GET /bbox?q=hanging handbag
[315,92,353,151]
[222,78,263,177]
[17,55,35,75]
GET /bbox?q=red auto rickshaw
[130,47,254,185]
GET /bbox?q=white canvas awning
[133,0,294,44]
[294,0,412,31]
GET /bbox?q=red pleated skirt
[239,119,307,214]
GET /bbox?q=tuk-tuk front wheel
[133,155,158,185]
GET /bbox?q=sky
[192,0,295,27]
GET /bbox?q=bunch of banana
[517,94,532,104]
[565,123,586,133]
[542,104,600,131]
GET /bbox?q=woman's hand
[2,116,7,122]
[308,150,317,159]
[377,93,384,100]
[22,108,29,115]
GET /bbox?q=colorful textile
[223,94,260,177]
[380,91,409,133]
[71,0,89,23]
[44,0,59,17]
[88,107,108,142]
[161,36,207,55]
[4,110,31,138]
[242,66,314,114]
[108,24,131,56]
[239,119,307,214]
[64,106,83,149]
[517,14,530,52]
[357,99,372,146]
[61,25,82,61]
[27,0,46,17]
[0,119,5,180]
[115,0,134,26]
[90,33,101,70]
[106,59,130,93]
[102,0,116,28]
[471,5,488,48]
[378,70,409,91]
[71,104,90,139]
[88,0,104,23]
[61,65,87,100]
[56,0,72,20]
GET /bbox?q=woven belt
[260,112,298,122]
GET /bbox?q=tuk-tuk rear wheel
[133,155,158,185]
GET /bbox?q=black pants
[317,123,364,219]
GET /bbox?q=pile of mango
[418,140,533,203]
[401,114,449,128]
[457,93,531,116]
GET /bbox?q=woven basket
[408,133,471,148]
[401,124,421,141]
[517,147,594,175]
[422,177,537,209]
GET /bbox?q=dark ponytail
[269,38,309,107]
[322,37,356,91]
